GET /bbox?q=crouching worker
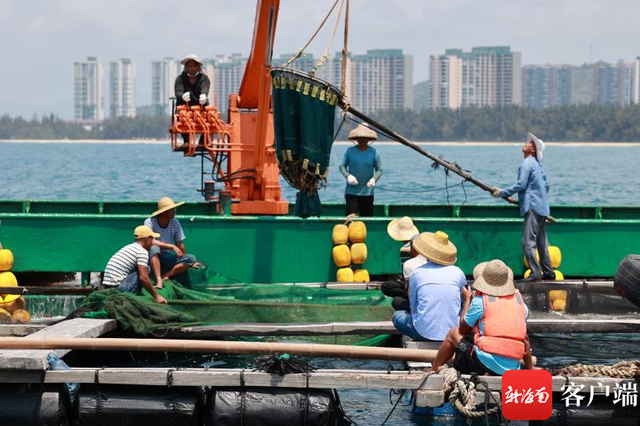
[102,226,167,304]
[431,259,534,375]
[381,217,425,311]
[392,231,466,342]
[145,196,203,287]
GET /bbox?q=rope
[374,181,467,193]
[551,360,640,379]
[312,0,345,73]
[438,367,501,420]
[281,0,341,68]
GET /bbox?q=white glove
[366,178,376,188]
[491,187,501,197]
[181,92,191,103]
[346,175,358,186]
[199,94,207,105]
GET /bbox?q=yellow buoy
[348,221,367,243]
[0,271,20,304]
[336,267,354,282]
[353,269,370,283]
[551,298,566,312]
[0,249,14,272]
[0,308,11,324]
[12,309,31,324]
[548,290,567,302]
[4,296,26,314]
[332,224,349,245]
[332,245,351,267]
[524,245,562,269]
[350,243,368,265]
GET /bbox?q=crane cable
[281,0,342,69]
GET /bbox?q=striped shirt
[144,217,186,251]
[103,242,149,286]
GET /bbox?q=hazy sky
[2,0,638,119]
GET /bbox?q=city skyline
[2,0,640,118]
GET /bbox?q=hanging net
[79,276,393,346]
[271,68,342,218]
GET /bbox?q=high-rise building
[74,56,104,121]
[634,58,640,104]
[151,57,179,116]
[593,61,635,106]
[204,54,248,113]
[349,49,412,114]
[429,46,521,109]
[522,65,573,108]
[109,58,136,118]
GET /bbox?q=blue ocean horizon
[1,141,639,206]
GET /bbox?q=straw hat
[180,54,203,66]
[348,124,377,141]
[472,259,515,297]
[528,132,545,162]
[473,261,514,280]
[412,231,457,266]
[151,196,185,217]
[387,216,419,241]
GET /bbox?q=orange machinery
[169,0,288,215]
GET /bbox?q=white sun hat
[528,133,545,162]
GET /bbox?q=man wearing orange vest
[431,259,534,375]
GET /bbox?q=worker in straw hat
[145,196,204,287]
[391,231,467,342]
[102,225,167,304]
[339,123,383,217]
[175,54,210,108]
[492,133,554,282]
[381,217,426,311]
[431,259,534,375]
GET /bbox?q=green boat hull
[1,200,639,282]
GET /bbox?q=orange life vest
[473,290,527,360]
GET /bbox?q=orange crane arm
[237,0,280,109]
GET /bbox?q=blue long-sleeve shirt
[499,156,550,217]
[339,146,383,196]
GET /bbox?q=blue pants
[149,245,196,272]
[116,266,151,295]
[522,210,554,279]
[392,310,435,342]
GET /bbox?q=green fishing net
[271,68,342,218]
[80,270,393,345]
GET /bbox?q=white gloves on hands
[199,94,207,105]
[181,92,191,103]
[346,175,358,186]
[491,187,501,197]
[367,178,376,188]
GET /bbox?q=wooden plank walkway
[170,318,640,338]
[0,318,116,370]
[0,366,631,408]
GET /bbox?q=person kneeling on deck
[392,231,466,342]
[431,259,534,375]
[145,196,203,287]
[102,226,167,304]
[381,217,426,311]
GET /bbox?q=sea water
[1,141,639,206]
[2,141,639,425]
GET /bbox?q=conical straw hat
[348,124,377,141]
[472,259,515,296]
[473,261,514,280]
[151,196,185,217]
[413,231,457,265]
[528,132,545,162]
[387,216,419,241]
